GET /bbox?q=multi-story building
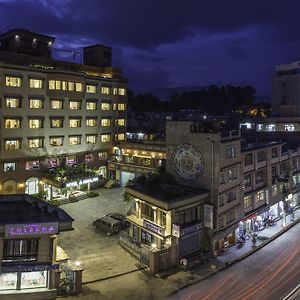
[0,194,77,300]
[0,28,127,197]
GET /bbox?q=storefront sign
[172,224,180,238]
[180,223,202,236]
[204,204,213,229]
[5,222,58,237]
[66,177,99,188]
[1,264,59,273]
[143,219,164,235]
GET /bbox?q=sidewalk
[166,207,300,294]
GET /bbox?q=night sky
[1,0,300,100]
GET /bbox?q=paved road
[171,221,300,300]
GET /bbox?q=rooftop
[242,141,283,152]
[0,194,74,225]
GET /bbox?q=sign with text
[5,222,58,237]
[180,223,202,236]
[172,224,180,238]
[1,263,59,273]
[204,204,214,229]
[143,219,165,235]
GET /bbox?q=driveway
[57,187,138,282]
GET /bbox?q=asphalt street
[170,221,300,300]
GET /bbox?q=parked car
[106,213,130,229]
[92,216,122,236]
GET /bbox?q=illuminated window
[28,138,43,148]
[69,101,81,110]
[101,86,110,94]
[5,140,21,150]
[4,162,16,172]
[98,152,108,160]
[29,99,43,109]
[101,118,111,126]
[85,153,93,162]
[51,100,63,109]
[86,101,97,110]
[266,124,275,132]
[284,124,295,131]
[75,82,83,92]
[86,85,97,93]
[118,88,126,96]
[115,133,125,141]
[69,136,81,145]
[50,136,63,147]
[29,79,43,89]
[4,119,21,129]
[244,196,252,208]
[101,102,111,110]
[68,81,75,91]
[28,119,43,129]
[256,191,265,202]
[5,76,21,87]
[69,119,81,128]
[49,80,61,90]
[86,135,97,144]
[115,118,126,126]
[113,87,118,95]
[86,118,97,127]
[50,119,63,128]
[66,155,77,165]
[25,161,40,170]
[118,103,126,110]
[113,103,117,110]
[61,81,67,90]
[257,124,263,131]
[5,97,21,108]
[101,133,111,142]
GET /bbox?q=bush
[86,191,99,198]
[79,183,88,191]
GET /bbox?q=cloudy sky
[0,0,300,99]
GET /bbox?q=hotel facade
[0,28,127,197]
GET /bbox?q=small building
[0,194,78,300]
[122,182,210,273]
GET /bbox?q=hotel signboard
[143,219,165,235]
[1,264,59,273]
[5,222,58,237]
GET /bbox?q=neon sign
[5,222,58,237]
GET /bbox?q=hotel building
[0,28,127,197]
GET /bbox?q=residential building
[0,28,127,197]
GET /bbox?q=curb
[170,215,300,295]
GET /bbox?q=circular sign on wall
[171,144,204,182]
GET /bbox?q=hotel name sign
[5,222,58,237]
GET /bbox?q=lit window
[226,146,236,159]
[75,82,83,92]
[113,87,118,95]
[29,99,43,109]
[5,76,21,87]
[69,101,81,110]
[51,100,63,109]
[244,174,252,187]
[101,102,111,110]
[68,81,75,91]
[28,119,43,129]
[113,103,117,110]
[4,162,16,172]
[244,196,252,209]
[86,118,97,127]
[5,140,21,150]
[61,81,67,90]
[257,124,263,131]
[4,119,21,129]
[284,124,295,131]
[118,88,126,96]
[29,79,43,89]
[101,86,110,94]
[85,153,93,162]
[25,161,40,170]
[86,101,97,110]
[69,136,81,145]
[47,158,60,168]
[50,119,63,128]
[115,118,126,126]
[101,118,111,126]
[69,119,81,128]
[118,103,126,110]
[101,133,111,142]
[50,136,63,147]
[266,124,275,131]
[98,152,108,160]
[5,97,21,108]
[257,191,265,202]
[86,85,97,93]
[66,155,77,165]
[115,133,125,141]
[28,138,43,148]
[86,135,97,144]
[49,80,61,90]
